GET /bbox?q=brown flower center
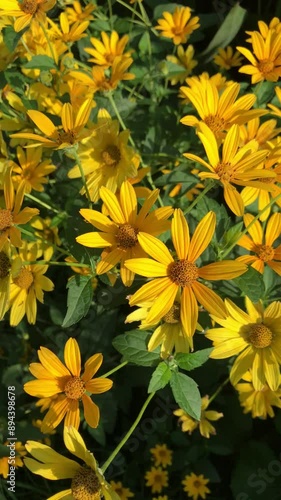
[116,224,138,249]
[248,323,273,348]
[13,268,34,289]
[204,114,226,134]
[0,252,11,279]
[168,260,198,287]
[164,303,181,323]
[21,0,38,15]
[64,376,85,399]
[0,209,13,231]
[256,244,275,262]
[71,466,101,500]
[194,480,202,488]
[215,162,234,182]
[57,130,77,145]
[101,145,121,167]
[258,59,274,75]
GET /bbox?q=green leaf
[175,348,213,371]
[233,266,265,302]
[170,372,201,420]
[201,3,246,61]
[24,55,57,70]
[221,221,243,248]
[3,27,22,53]
[139,31,150,55]
[112,331,160,367]
[62,275,93,328]
[155,169,198,187]
[254,81,276,107]
[148,362,172,393]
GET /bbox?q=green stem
[107,0,113,29]
[23,260,91,268]
[24,193,61,214]
[107,92,135,145]
[99,361,128,379]
[71,148,92,208]
[116,0,151,25]
[39,21,56,62]
[208,377,230,405]
[19,227,69,257]
[101,391,155,473]
[183,180,215,215]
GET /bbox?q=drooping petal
[145,282,178,325]
[82,394,100,428]
[230,347,255,385]
[64,400,80,429]
[129,277,173,305]
[181,286,198,338]
[192,282,226,317]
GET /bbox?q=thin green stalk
[101,391,155,473]
[116,0,151,25]
[107,92,134,144]
[71,148,92,208]
[39,21,56,62]
[99,361,128,379]
[19,227,69,257]
[208,377,230,405]
[24,193,61,214]
[23,260,91,268]
[183,180,215,215]
[107,0,113,29]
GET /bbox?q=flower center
[256,244,275,262]
[116,224,138,249]
[71,466,101,500]
[57,130,77,145]
[13,268,34,289]
[0,209,13,231]
[20,0,38,15]
[164,303,181,323]
[172,26,184,36]
[258,59,274,75]
[101,145,121,167]
[204,114,226,134]
[64,376,85,399]
[248,323,273,348]
[0,252,11,279]
[193,480,202,488]
[168,260,199,287]
[215,162,234,182]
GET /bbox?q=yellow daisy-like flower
[10,99,92,149]
[0,242,21,320]
[66,0,96,24]
[0,441,26,478]
[0,0,56,32]
[236,212,281,274]
[68,109,140,202]
[48,12,89,43]
[31,216,61,260]
[85,31,132,68]
[24,337,113,433]
[9,242,54,326]
[206,297,281,390]
[155,6,200,45]
[237,29,281,83]
[150,444,173,468]
[110,480,134,499]
[213,46,243,70]
[239,117,281,148]
[11,146,56,193]
[125,209,247,337]
[166,45,197,85]
[236,371,281,419]
[24,426,120,500]
[184,123,271,216]
[145,466,168,494]
[268,86,281,116]
[76,181,172,287]
[182,472,210,500]
[180,80,266,139]
[174,396,223,438]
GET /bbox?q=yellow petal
[82,353,103,382]
[192,281,226,316]
[24,456,79,480]
[119,181,137,224]
[198,261,247,280]
[64,338,81,377]
[188,211,216,262]
[76,232,115,248]
[137,233,173,265]
[27,110,56,137]
[145,282,178,324]
[64,400,80,429]
[224,184,244,216]
[38,347,70,377]
[100,187,125,224]
[181,286,198,338]
[129,277,173,306]
[171,209,189,260]
[82,394,99,428]
[79,209,116,233]
[61,103,74,132]
[85,378,113,394]
[24,379,62,397]
[124,258,167,277]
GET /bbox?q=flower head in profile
[24,337,113,433]
[110,480,134,499]
[174,396,223,438]
[0,441,26,478]
[182,472,210,500]
[11,146,56,193]
[268,86,281,116]
[150,444,173,468]
[24,426,120,499]
[85,31,132,68]
[166,45,197,85]
[0,0,56,32]
[125,209,246,338]
[236,371,281,419]
[155,6,200,45]
[66,0,96,24]
[48,11,89,44]
[206,298,281,390]
[76,181,172,287]
[213,46,243,70]
[145,466,168,493]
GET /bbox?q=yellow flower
[68,109,140,202]
[268,86,281,116]
[66,0,96,24]
[236,213,281,274]
[24,337,113,433]
[155,6,200,45]
[153,497,168,500]
[182,472,210,500]
[0,169,39,250]
[76,181,172,286]
[85,31,132,68]
[236,371,281,419]
[180,80,265,139]
[206,297,281,390]
[125,209,246,337]
[166,45,197,85]
[0,242,21,320]
[110,480,134,499]
[0,0,56,32]
[150,444,173,468]
[0,441,26,478]
[10,99,93,149]
[24,426,120,500]
[213,46,243,70]
[11,146,56,193]
[9,242,54,326]
[239,117,281,148]
[184,123,270,216]
[145,466,168,493]
[174,396,223,438]
[237,28,281,83]
[48,12,89,43]
[31,216,61,260]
